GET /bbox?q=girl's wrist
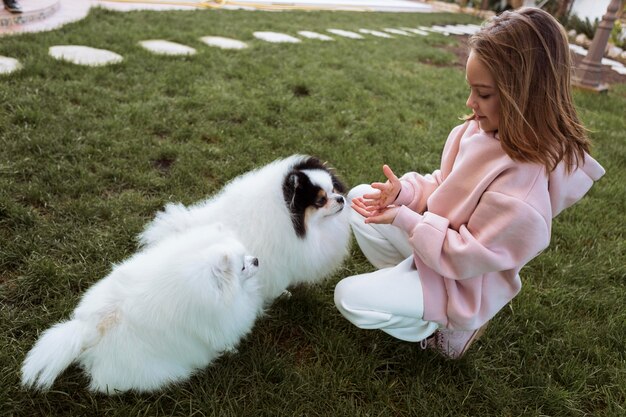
[394,188,402,201]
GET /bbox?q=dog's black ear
[283,172,300,208]
[287,173,299,190]
[331,173,346,194]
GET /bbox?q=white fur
[21,224,263,394]
[138,155,351,302]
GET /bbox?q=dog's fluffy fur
[139,155,351,302]
[21,224,263,394]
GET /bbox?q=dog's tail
[21,319,91,390]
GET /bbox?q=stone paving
[0,20,485,73]
[1,1,625,78]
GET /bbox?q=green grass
[1,7,625,417]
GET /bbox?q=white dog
[21,224,263,394]
[139,155,351,302]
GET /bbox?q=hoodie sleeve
[394,171,444,214]
[548,153,605,217]
[393,123,470,213]
[393,191,551,280]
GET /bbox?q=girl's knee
[334,278,393,328]
[347,184,374,203]
[334,276,369,315]
[333,277,354,311]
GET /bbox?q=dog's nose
[336,196,345,204]
[252,258,259,267]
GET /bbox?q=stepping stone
[419,26,449,36]
[601,57,623,68]
[612,66,626,75]
[200,36,248,50]
[463,24,483,34]
[49,45,123,66]
[400,27,429,36]
[253,31,301,43]
[139,40,196,56]
[383,28,412,36]
[0,56,22,75]
[297,31,334,41]
[453,24,481,35]
[327,29,364,39]
[568,44,587,56]
[442,25,470,35]
[359,29,393,38]
[429,26,451,36]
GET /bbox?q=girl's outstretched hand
[361,165,402,211]
[351,197,400,224]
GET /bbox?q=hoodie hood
[548,153,605,217]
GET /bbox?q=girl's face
[465,51,500,133]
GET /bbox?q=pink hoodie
[392,121,605,330]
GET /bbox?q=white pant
[334,184,439,342]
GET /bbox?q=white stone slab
[200,36,248,50]
[441,25,469,35]
[601,57,624,68]
[454,24,481,35]
[138,40,196,56]
[327,29,364,39]
[253,31,301,43]
[0,56,22,74]
[49,45,123,66]
[359,28,393,38]
[612,66,626,75]
[383,28,412,36]
[297,31,334,41]
[400,27,429,36]
[418,25,448,36]
[430,25,451,36]
[568,44,588,56]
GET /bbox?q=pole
[572,0,623,93]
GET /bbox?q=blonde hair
[467,7,590,173]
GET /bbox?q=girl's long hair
[467,7,590,173]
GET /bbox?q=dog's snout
[336,196,345,204]
[252,257,259,267]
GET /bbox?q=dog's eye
[315,196,327,207]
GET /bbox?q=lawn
[1,7,625,417]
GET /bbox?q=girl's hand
[351,198,400,224]
[361,165,402,211]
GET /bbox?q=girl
[334,8,605,359]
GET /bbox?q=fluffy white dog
[21,224,263,394]
[139,155,351,302]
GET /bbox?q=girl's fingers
[362,191,381,200]
[352,198,378,212]
[382,165,399,182]
[351,203,372,218]
[361,199,380,208]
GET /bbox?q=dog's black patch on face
[292,157,346,194]
[283,171,319,238]
[283,157,347,238]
